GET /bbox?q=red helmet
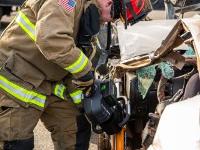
[112,0,152,28]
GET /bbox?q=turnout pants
[0,90,91,150]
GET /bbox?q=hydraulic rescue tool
[83,79,131,135]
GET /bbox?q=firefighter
[0,0,113,149]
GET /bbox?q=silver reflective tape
[16,14,35,38]
[0,79,45,104]
[67,53,87,73]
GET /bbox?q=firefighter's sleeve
[35,0,92,79]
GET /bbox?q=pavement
[33,120,98,150]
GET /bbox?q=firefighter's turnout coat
[0,0,97,110]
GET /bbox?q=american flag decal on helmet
[58,0,76,12]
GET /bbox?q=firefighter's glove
[72,71,94,97]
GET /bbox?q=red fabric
[126,0,145,21]
[58,0,76,12]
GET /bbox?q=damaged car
[85,1,200,150]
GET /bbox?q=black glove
[72,71,94,97]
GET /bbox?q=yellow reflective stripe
[16,11,36,41]
[65,51,89,74]
[53,83,83,104]
[0,75,46,108]
[70,90,83,104]
[54,83,66,99]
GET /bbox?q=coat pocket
[0,90,20,115]
[4,53,45,89]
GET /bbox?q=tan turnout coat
[0,0,97,97]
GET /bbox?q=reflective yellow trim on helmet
[16,11,36,41]
[65,51,88,74]
[0,75,46,108]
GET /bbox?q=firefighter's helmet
[112,0,152,28]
